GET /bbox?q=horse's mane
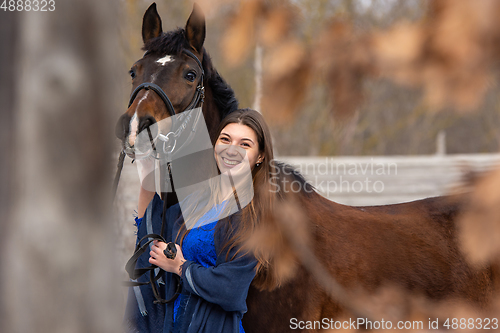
[143,28,238,119]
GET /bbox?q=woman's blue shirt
[125,194,255,333]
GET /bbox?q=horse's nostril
[115,113,131,140]
[138,116,158,138]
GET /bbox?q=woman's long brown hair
[175,108,276,279]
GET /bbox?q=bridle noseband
[128,82,176,116]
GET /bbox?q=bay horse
[116,3,497,332]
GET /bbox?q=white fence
[279,154,500,206]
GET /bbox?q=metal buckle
[162,132,176,154]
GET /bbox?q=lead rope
[111,151,126,202]
[151,162,181,304]
[124,160,181,305]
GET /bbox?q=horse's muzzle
[116,113,159,159]
[123,138,157,160]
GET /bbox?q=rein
[113,49,205,304]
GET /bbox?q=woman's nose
[226,145,238,156]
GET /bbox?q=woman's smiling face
[214,123,263,174]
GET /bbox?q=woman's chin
[219,165,236,175]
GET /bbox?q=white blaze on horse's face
[128,90,151,147]
[156,55,174,66]
[128,112,139,147]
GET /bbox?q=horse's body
[244,186,494,331]
[117,4,496,332]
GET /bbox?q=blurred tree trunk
[1,1,123,332]
[0,10,19,333]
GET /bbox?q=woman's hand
[149,240,186,276]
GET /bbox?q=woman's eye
[241,143,250,147]
[219,137,229,143]
[185,71,197,82]
[129,69,136,79]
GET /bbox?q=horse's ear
[142,3,163,44]
[185,3,205,54]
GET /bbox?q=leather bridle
[114,49,206,304]
[127,49,205,158]
[127,49,205,123]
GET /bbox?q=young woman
[125,108,276,333]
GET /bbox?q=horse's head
[116,3,206,159]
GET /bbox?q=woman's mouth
[221,157,241,167]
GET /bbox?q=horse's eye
[129,69,136,79]
[185,71,196,82]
